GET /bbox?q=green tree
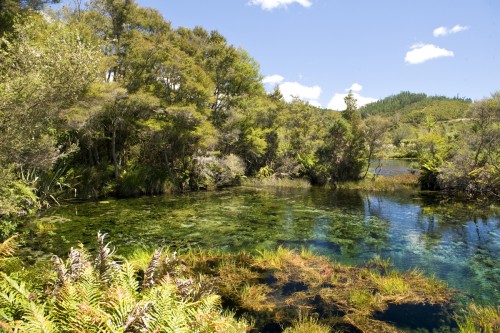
[0,0,61,36]
[315,94,366,184]
[0,15,101,171]
[362,115,391,178]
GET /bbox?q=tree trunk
[112,128,118,178]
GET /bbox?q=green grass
[337,173,419,191]
[283,316,332,333]
[456,304,500,333]
[243,177,311,188]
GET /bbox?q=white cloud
[450,24,469,34]
[433,27,448,37]
[433,24,469,37]
[249,0,312,10]
[346,83,363,92]
[404,43,454,64]
[279,81,321,102]
[327,92,377,111]
[263,74,284,85]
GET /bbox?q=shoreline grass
[336,173,419,191]
[242,177,312,189]
[2,234,495,333]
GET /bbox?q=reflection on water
[369,158,416,176]
[25,186,499,305]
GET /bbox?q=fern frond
[94,232,118,285]
[20,302,56,333]
[104,285,136,329]
[76,274,103,308]
[117,261,139,297]
[143,248,162,290]
[67,246,91,282]
[0,235,19,260]
[122,300,150,332]
[51,282,79,327]
[142,284,184,332]
[51,256,68,287]
[1,272,31,301]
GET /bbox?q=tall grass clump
[283,316,332,333]
[456,304,500,333]
[243,177,311,189]
[337,173,419,191]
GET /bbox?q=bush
[191,154,246,189]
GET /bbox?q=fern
[143,248,162,290]
[20,302,56,333]
[0,234,250,332]
[94,231,119,285]
[67,245,91,282]
[0,235,19,260]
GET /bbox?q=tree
[0,15,101,171]
[86,0,135,82]
[0,0,60,36]
[362,115,391,178]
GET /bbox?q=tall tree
[0,0,60,36]
[0,15,101,170]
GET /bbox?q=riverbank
[4,234,498,332]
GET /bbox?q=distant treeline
[360,91,472,120]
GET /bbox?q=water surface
[25,186,499,305]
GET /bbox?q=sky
[106,1,500,109]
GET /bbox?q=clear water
[25,186,499,306]
[369,158,416,176]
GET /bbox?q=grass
[371,271,411,296]
[337,173,419,191]
[243,177,312,188]
[283,316,332,333]
[239,284,274,312]
[456,304,500,333]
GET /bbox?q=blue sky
[133,1,498,109]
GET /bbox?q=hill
[360,91,472,121]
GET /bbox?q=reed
[337,173,419,191]
[243,177,311,188]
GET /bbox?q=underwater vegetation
[3,233,498,332]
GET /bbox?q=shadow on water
[373,303,458,331]
[23,185,500,306]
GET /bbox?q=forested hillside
[0,0,499,239]
[360,91,472,121]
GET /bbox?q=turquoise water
[25,186,499,305]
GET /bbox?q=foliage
[0,168,38,240]
[0,14,101,171]
[360,91,471,120]
[422,95,499,197]
[0,233,250,332]
[0,0,497,228]
[336,173,419,191]
[2,234,496,333]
